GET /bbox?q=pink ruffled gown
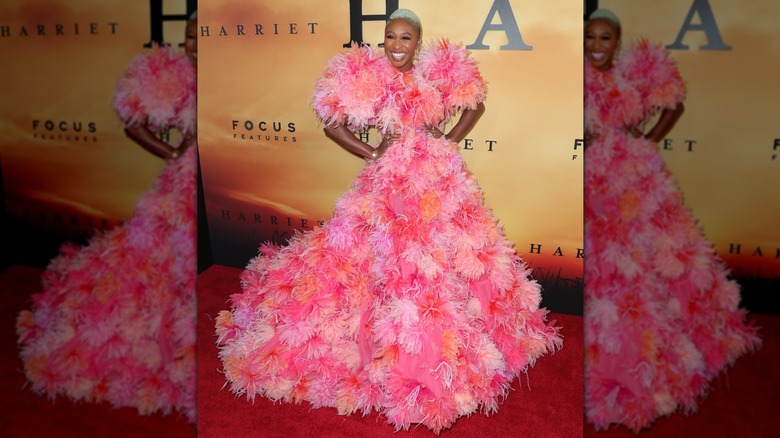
[215,40,562,434]
[583,40,761,432]
[16,46,198,422]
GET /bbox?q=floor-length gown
[16,45,198,422]
[583,40,761,432]
[215,40,562,434]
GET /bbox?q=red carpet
[197,264,584,438]
[585,311,779,437]
[6,263,772,437]
[1,265,194,438]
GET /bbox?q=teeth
[391,52,404,60]
[591,53,604,60]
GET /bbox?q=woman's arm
[444,102,486,143]
[325,101,487,159]
[644,103,685,144]
[324,125,397,160]
[124,123,188,160]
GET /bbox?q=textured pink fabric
[16,47,197,422]
[216,40,562,434]
[113,45,197,138]
[584,40,761,433]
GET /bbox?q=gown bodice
[313,39,485,139]
[584,39,686,139]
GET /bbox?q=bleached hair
[388,8,422,37]
[588,8,621,38]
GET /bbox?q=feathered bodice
[113,45,197,141]
[585,39,686,137]
[312,39,485,137]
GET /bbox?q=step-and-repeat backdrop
[198,1,584,306]
[0,0,194,249]
[596,0,780,282]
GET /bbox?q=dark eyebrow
[385,30,414,37]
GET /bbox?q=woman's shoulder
[617,38,686,107]
[321,43,388,75]
[418,38,469,55]
[116,44,195,98]
[123,44,192,78]
[416,39,483,86]
[312,44,388,130]
[114,44,195,129]
[416,38,478,76]
[416,38,486,108]
[617,38,680,79]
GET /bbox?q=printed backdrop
[597,0,780,281]
[0,0,193,250]
[198,0,584,308]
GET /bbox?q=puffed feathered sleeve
[113,45,197,136]
[311,44,386,132]
[619,39,686,111]
[416,39,486,112]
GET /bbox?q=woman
[16,13,198,423]
[215,8,561,435]
[583,9,761,432]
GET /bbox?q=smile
[391,52,405,61]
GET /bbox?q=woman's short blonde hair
[587,9,621,39]
[388,8,422,38]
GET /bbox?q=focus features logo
[32,119,98,142]
[232,119,297,143]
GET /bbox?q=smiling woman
[15,11,199,424]
[582,8,761,433]
[214,7,562,435]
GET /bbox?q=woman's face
[185,20,197,67]
[384,19,419,72]
[584,18,619,71]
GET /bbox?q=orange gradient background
[198,1,584,282]
[0,0,189,237]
